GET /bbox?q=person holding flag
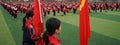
[22,10,42,45]
[22,0,44,45]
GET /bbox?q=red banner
[33,0,43,45]
[80,0,90,45]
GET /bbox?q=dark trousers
[53,10,56,16]
[44,12,46,16]
[73,9,76,14]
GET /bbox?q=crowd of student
[0,1,33,19]
[89,2,120,13]
[42,1,79,16]
[0,1,19,19]
[0,1,63,45]
[0,1,80,17]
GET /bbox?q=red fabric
[13,11,18,15]
[73,6,77,10]
[57,6,60,10]
[62,7,68,12]
[48,7,51,11]
[34,0,44,45]
[62,7,66,12]
[53,7,57,11]
[43,7,47,12]
[80,0,90,45]
[26,21,40,41]
[48,36,60,45]
[25,21,35,40]
[20,6,23,11]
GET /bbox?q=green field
[0,5,120,45]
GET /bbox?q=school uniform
[12,6,18,19]
[23,7,28,13]
[48,36,60,45]
[73,6,77,14]
[47,6,51,14]
[62,7,67,15]
[60,4,64,12]
[43,7,47,16]
[100,4,104,12]
[23,21,41,45]
[66,5,72,12]
[20,6,24,13]
[56,5,60,13]
[52,6,57,16]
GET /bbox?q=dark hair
[22,10,34,30]
[26,11,34,19]
[46,18,61,36]
[43,18,61,45]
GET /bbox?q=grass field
[0,5,120,45]
[89,10,120,45]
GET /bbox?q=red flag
[33,0,43,45]
[80,0,90,45]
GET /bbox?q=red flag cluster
[33,0,91,45]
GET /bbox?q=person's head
[26,10,34,22]
[22,10,34,30]
[46,18,61,36]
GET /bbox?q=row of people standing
[0,1,33,19]
[0,2,19,19]
[89,2,120,13]
[43,2,79,16]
